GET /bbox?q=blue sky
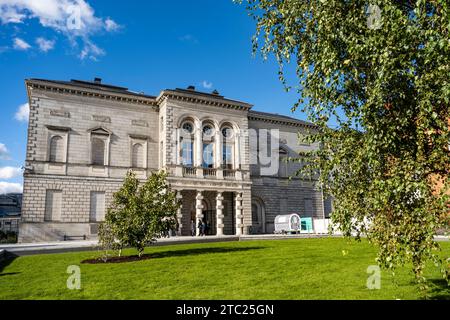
[0,0,306,194]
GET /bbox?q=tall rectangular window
[278,149,289,177]
[181,140,193,167]
[203,143,214,168]
[90,191,105,222]
[160,141,163,167]
[91,137,105,165]
[324,197,333,219]
[223,144,233,169]
[304,199,313,216]
[44,190,62,221]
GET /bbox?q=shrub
[99,170,180,258]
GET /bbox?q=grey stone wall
[21,175,124,223]
[251,178,324,233]
[19,174,125,242]
[25,89,159,177]
[248,119,319,177]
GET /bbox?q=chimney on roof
[187,85,195,91]
[212,89,220,95]
[94,77,102,84]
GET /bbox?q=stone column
[176,128,181,166]
[215,131,222,169]
[216,192,224,236]
[234,133,241,170]
[235,192,243,236]
[195,191,204,236]
[176,191,183,236]
[241,189,252,235]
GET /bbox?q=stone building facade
[19,78,329,242]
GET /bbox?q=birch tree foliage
[242,0,450,287]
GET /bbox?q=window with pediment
[89,127,111,166]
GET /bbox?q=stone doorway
[251,198,266,234]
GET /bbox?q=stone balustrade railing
[166,165,248,181]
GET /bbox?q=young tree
[242,0,449,287]
[99,171,180,258]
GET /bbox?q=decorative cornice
[88,126,112,135]
[129,134,154,141]
[248,112,317,129]
[157,90,253,111]
[25,79,317,130]
[46,125,71,132]
[26,80,158,108]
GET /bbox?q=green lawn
[0,238,448,300]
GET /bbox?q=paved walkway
[1,233,447,256]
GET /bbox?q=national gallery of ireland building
[19,78,332,242]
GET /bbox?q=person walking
[197,219,203,236]
[191,219,195,236]
[201,219,207,236]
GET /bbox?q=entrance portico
[173,187,251,237]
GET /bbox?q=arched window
[252,203,259,222]
[49,135,64,162]
[132,143,144,168]
[221,126,234,169]
[180,121,194,167]
[92,138,105,166]
[182,121,194,134]
[202,123,215,168]
[203,143,214,168]
[251,198,266,234]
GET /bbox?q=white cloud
[202,81,213,89]
[79,40,104,60]
[0,166,22,179]
[105,18,119,32]
[0,181,23,194]
[0,4,25,23]
[13,37,31,50]
[14,102,29,122]
[179,34,198,44]
[0,143,10,160]
[36,37,55,52]
[0,0,120,59]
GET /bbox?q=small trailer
[274,213,301,234]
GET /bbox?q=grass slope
[0,238,448,299]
